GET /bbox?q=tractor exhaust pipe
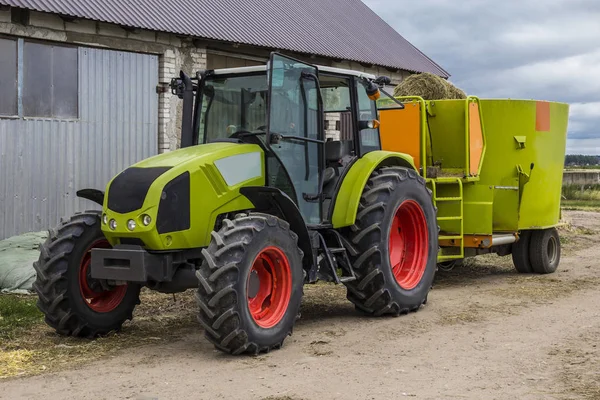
[180,70,195,148]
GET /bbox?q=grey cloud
[365,0,600,154]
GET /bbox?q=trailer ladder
[428,177,464,261]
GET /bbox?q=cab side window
[355,80,380,154]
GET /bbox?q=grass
[0,295,43,341]
[0,289,199,379]
[562,184,600,201]
[561,184,600,211]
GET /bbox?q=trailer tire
[196,213,304,355]
[343,166,438,316]
[512,230,533,273]
[529,228,561,274]
[33,211,141,338]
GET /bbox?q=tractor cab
[176,53,402,226]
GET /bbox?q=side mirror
[374,76,392,86]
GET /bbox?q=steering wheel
[229,129,266,139]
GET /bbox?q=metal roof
[0,0,450,77]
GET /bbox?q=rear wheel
[530,228,561,274]
[512,230,533,273]
[33,211,141,337]
[195,213,304,355]
[343,166,438,316]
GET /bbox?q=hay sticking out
[393,72,467,100]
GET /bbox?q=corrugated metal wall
[0,46,158,240]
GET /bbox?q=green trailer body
[378,96,569,261]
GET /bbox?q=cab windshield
[196,73,268,144]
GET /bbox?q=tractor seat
[323,167,336,186]
[322,140,346,187]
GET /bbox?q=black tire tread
[195,213,302,355]
[32,210,140,338]
[530,228,561,274]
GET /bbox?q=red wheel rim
[389,200,429,290]
[246,246,292,328]
[78,239,127,313]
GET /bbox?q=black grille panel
[107,167,171,214]
[157,172,191,234]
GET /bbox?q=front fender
[331,151,417,228]
[76,189,105,206]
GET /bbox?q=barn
[0,0,448,239]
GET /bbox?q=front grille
[119,238,146,247]
[157,172,191,234]
[107,167,171,214]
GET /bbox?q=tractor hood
[101,142,265,250]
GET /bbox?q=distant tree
[565,155,600,166]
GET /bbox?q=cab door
[266,53,324,224]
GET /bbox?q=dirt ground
[1,210,600,400]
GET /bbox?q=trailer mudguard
[331,151,417,228]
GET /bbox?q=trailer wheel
[196,213,304,355]
[32,211,141,338]
[343,166,438,316]
[512,230,533,273]
[529,228,561,274]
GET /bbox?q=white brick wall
[158,45,207,152]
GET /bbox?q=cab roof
[209,65,378,80]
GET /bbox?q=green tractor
[33,53,438,354]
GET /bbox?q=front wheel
[195,213,304,355]
[343,166,438,316]
[33,211,141,337]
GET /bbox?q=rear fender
[331,151,417,228]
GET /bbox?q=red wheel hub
[246,246,292,328]
[78,239,127,313]
[389,200,429,290]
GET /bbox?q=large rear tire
[343,166,438,316]
[195,213,304,355]
[33,211,141,337]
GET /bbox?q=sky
[364,0,600,155]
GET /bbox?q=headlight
[127,219,136,231]
[102,214,108,224]
[109,219,117,230]
[142,214,152,226]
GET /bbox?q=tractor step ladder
[428,177,464,261]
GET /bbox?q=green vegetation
[561,184,600,210]
[0,295,43,341]
[565,154,600,167]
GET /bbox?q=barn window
[23,41,78,119]
[0,38,78,120]
[0,38,18,117]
